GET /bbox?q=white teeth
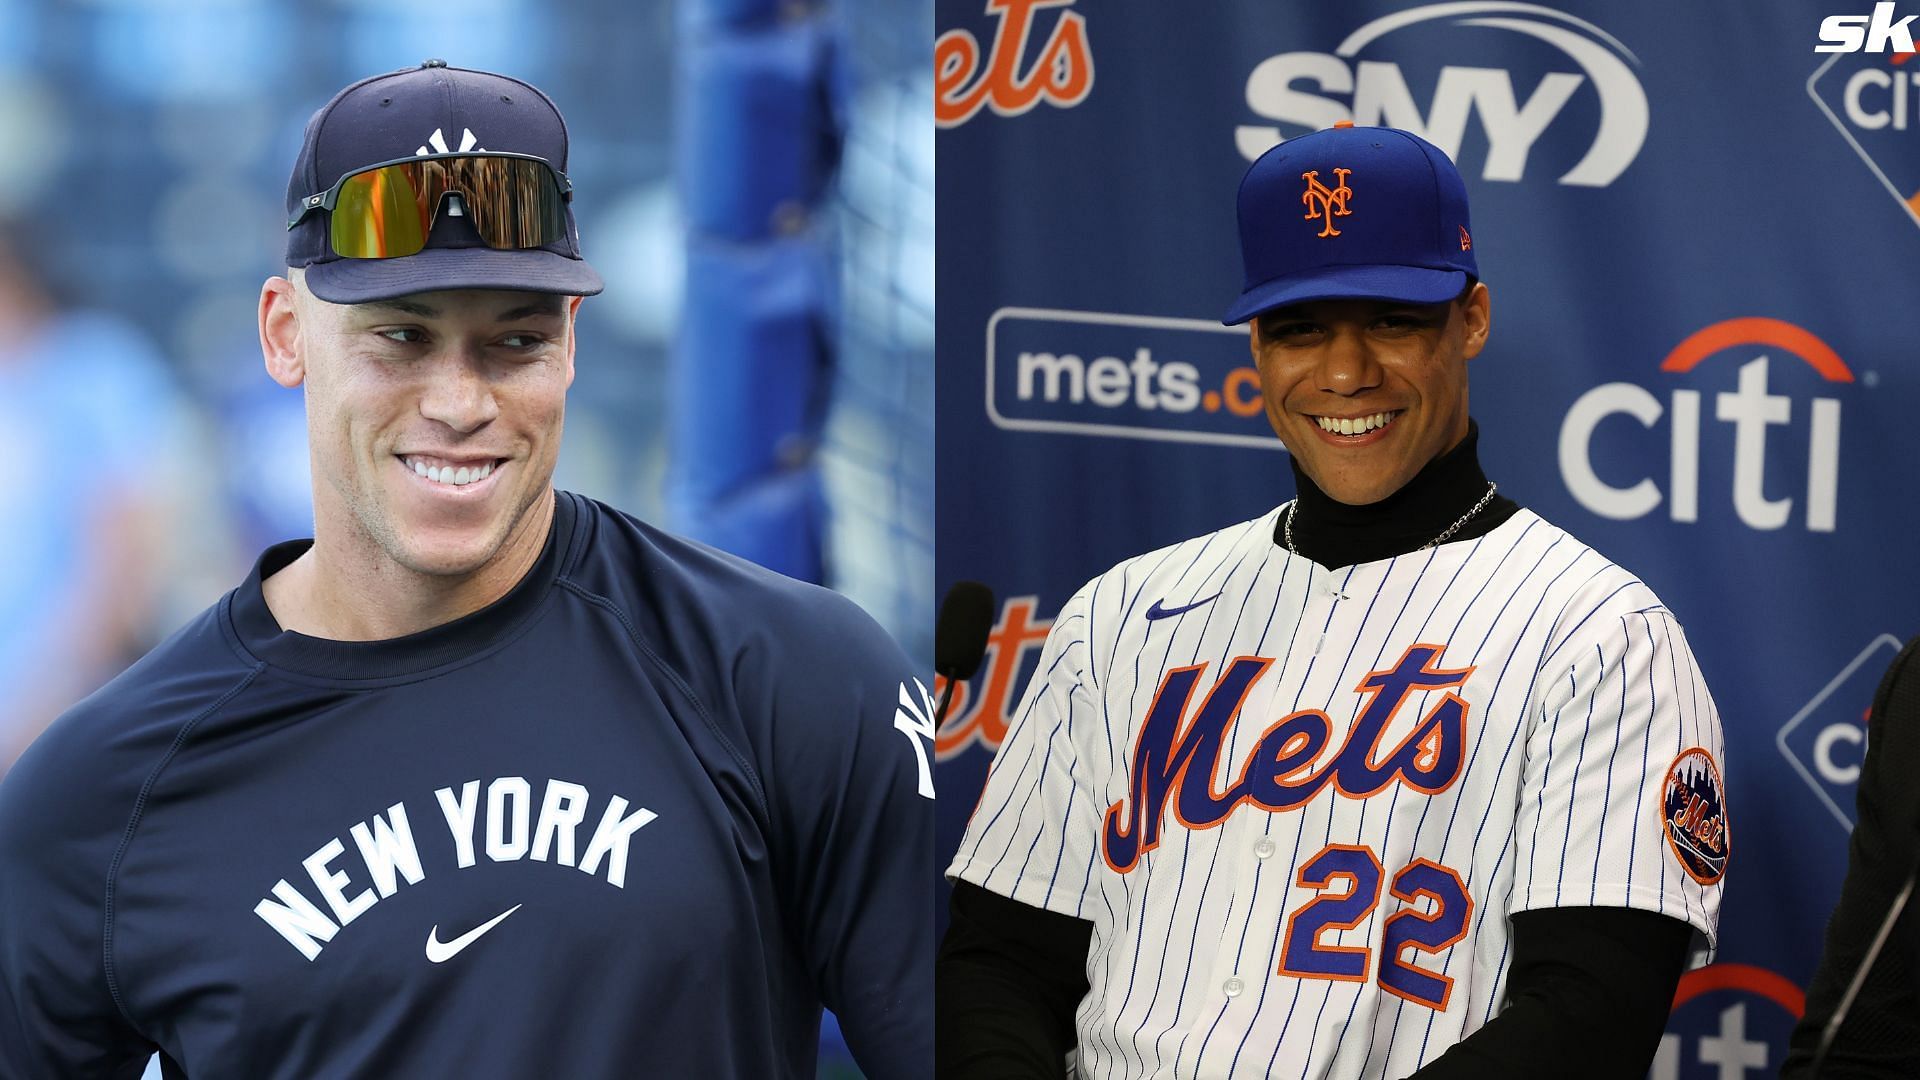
[408,456,497,486]
[1315,411,1399,435]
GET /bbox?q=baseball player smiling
[0,62,932,1079]
[938,124,1727,1080]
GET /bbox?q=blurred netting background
[0,0,929,1076]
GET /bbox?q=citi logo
[417,127,485,156]
[1558,318,1853,533]
[1817,3,1918,52]
[1236,2,1647,187]
[936,0,1092,128]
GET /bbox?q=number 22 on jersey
[1278,844,1472,1011]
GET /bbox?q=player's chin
[386,524,514,578]
[1306,456,1421,506]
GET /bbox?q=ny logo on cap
[1300,168,1352,238]
[415,128,487,217]
[416,127,486,157]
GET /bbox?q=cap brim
[301,246,605,304]
[1222,264,1467,325]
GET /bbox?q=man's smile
[398,453,508,491]
[1304,409,1405,445]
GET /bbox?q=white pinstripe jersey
[947,505,1727,1080]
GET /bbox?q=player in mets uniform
[0,63,931,1079]
[937,124,1727,1079]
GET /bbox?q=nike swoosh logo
[425,904,522,963]
[1145,593,1222,621]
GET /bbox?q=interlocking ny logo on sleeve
[1301,168,1354,237]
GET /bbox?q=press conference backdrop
[933,2,1919,1075]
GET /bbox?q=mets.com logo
[1809,4,1920,230]
[984,308,1280,451]
[1557,318,1861,533]
[1236,2,1648,186]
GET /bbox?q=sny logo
[936,0,1093,128]
[1301,168,1354,238]
[1102,644,1472,872]
[1236,3,1647,187]
[1818,3,1918,52]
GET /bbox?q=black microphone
[934,581,995,726]
[1809,823,1920,1077]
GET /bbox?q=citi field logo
[985,308,1281,450]
[1235,2,1648,187]
[1558,318,1853,532]
[1776,634,1903,832]
[1808,15,1920,229]
[1653,965,1805,1080]
[936,0,1092,128]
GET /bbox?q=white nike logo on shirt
[424,904,522,963]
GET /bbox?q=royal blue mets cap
[1222,123,1475,325]
[285,60,604,304]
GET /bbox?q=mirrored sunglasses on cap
[287,151,572,259]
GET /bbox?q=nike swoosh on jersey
[425,903,523,963]
[1145,593,1222,620]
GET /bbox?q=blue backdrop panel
[673,2,836,584]
[933,2,1920,1074]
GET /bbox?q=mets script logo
[1662,748,1729,886]
[1301,168,1354,237]
[936,0,1093,128]
[1103,644,1473,872]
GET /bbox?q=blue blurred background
[0,0,929,1075]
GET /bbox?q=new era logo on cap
[1223,124,1476,324]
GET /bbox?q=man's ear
[1459,281,1492,361]
[260,275,306,388]
[563,294,583,389]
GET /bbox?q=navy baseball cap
[285,60,603,304]
[1223,124,1475,325]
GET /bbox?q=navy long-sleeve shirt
[0,491,933,1079]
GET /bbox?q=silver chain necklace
[1284,481,1498,556]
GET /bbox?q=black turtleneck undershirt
[936,421,1697,1079]
[1278,419,1519,569]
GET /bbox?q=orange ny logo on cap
[1459,225,1472,251]
[1301,168,1352,238]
